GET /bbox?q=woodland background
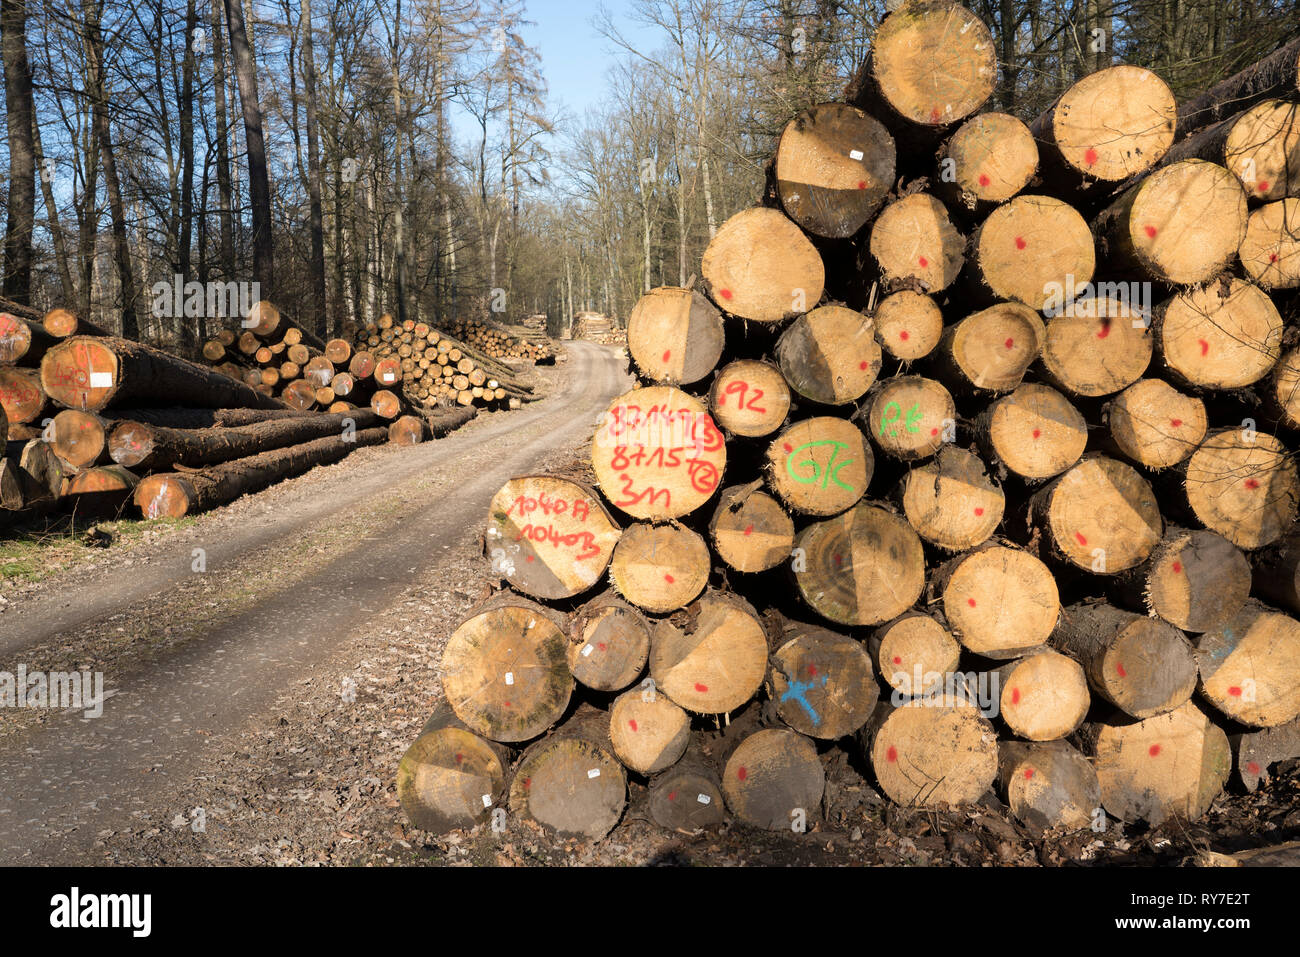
[0,0,1297,350]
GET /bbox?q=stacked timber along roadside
[398,6,1300,841]
[0,300,553,527]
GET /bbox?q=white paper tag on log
[696,794,711,805]
[504,672,514,686]
[481,794,492,808]
[581,644,594,657]
[587,768,600,779]
[383,373,395,382]
[90,372,113,387]
[849,149,864,161]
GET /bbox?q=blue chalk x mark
[781,672,829,724]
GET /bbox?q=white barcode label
[581,644,594,657]
[587,769,600,779]
[696,793,711,805]
[382,373,395,382]
[90,372,113,387]
[481,794,492,808]
[849,149,864,161]
[504,672,514,686]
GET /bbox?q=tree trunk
[1,0,36,303]
[224,0,274,294]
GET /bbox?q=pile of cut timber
[347,314,542,409]
[573,311,623,345]
[0,306,475,527]
[398,7,1300,842]
[441,315,555,363]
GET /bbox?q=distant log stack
[395,5,1300,848]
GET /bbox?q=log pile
[398,5,1300,842]
[345,313,543,409]
[440,315,555,363]
[1,304,478,528]
[573,311,624,345]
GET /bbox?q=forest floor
[0,340,1297,867]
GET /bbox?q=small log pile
[440,315,555,363]
[346,313,543,409]
[573,311,624,345]
[398,7,1300,843]
[0,304,479,528]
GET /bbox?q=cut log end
[701,207,825,323]
[996,650,1090,741]
[708,360,791,438]
[609,689,690,775]
[1046,65,1176,181]
[709,484,795,573]
[627,287,725,385]
[776,304,880,405]
[900,445,1004,551]
[869,701,998,808]
[721,728,824,830]
[984,383,1086,481]
[1041,456,1163,572]
[609,522,710,613]
[770,624,878,739]
[976,195,1094,310]
[870,193,965,290]
[864,375,955,461]
[1185,430,1298,550]
[941,545,1058,657]
[1105,379,1207,469]
[766,416,871,516]
[1196,601,1300,728]
[874,291,943,360]
[650,592,768,714]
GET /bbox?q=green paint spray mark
[785,440,856,491]
[879,401,923,438]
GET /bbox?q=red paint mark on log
[1015,236,1026,250]
[1247,762,1261,775]
[668,790,677,801]
[1011,688,1021,704]
[1199,339,1210,356]
[899,330,910,341]
[886,746,898,763]
[1172,561,1182,573]
[1024,768,1034,779]
[1084,148,1098,166]
[525,555,535,562]
[1246,478,1260,490]
[1116,662,1127,678]
[455,753,463,763]
[694,682,709,693]
[967,598,977,607]
[503,701,511,708]
[719,288,733,300]
[1075,532,1088,546]
[978,173,991,187]
[808,664,818,676]
[1144,225,1157,238]
[1149,744,1161,757]
[629,719,638,731]
[662,350,671,363]
[834,553,842,565]
[929,107,942,124]
[857,180,867,190]
[1258,181,1270,193]
[930,427,939,436]
[743,524,754,536]
[1270,253,1280,263]
[918,256,929,268]
[1229,686,1243,697]
[524,777,531,788]
[737,766,748,780]
[1032,428,1041,439]
[783,443,793,453]
[1005,337,1014,348]
[893,655,902,665]
[597,642,607,651]
[1097,317,1111,339]
[974,507,984,516]
[859,360,869,369]
[664,573,675,583]
[1170,419,1182,428]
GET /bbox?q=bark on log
[103,406,314,429]
[1176,36,1300,138]
[109,409,382,471]
[40,336,284,412]
[132,426,387,518]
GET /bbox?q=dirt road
[0,341,630,864]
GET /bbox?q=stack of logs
[397,6,1300,842]
[347,313,541,409]
[572,312,623,345]
[440,316,555,363]
[0,304,476,528]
